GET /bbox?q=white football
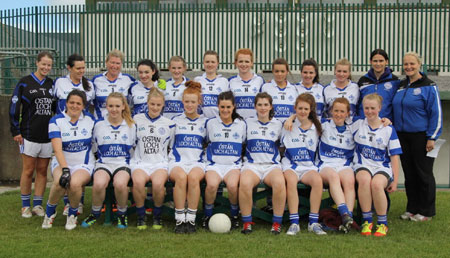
[208,213,231,233]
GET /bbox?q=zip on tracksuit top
[392,73,442,140]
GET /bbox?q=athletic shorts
[19,139,52,158]
[354,164,393,183]
[206,163,241,179]
[241,163,281,181]
[168,162,206,175]
[282,164,318,181]
[94,163,131,178]
[319,163,353,174]
[131,161,168,177]
[51,157,94,176]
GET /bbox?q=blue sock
[230,204,239,217]
[337,203,350,217]
[92,205,102,218]
[204,203,214,217]
[362,212,373,223]
[63,195,69,206]
[21,194,31,208]
[46,202,57,217]
[289,213,300,224]
[377,215,388,226]
[33,195,43,207]
[349,211,353,217]
[242,215,252,223]
[80,192,85,204]
[137,206,146,217]
[272,215,283,224]
[68,207,78,217]
[153,206,162,218]
[117,207,127,216]
[309,212,319,225]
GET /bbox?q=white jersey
[352,119,402,169]
[323,80,360,121]
[281,119,319,170]
[93,118,136,165]
[296,82,325,119]
[132,113,175,164]
[194,73,229,118]
[244,117,282,164]
[169,113,208,163]
[229,73,264,119]
[92,72,135,119]
[48,111,95,166]
[163,76,188,119]
[260,80,298,122]
[53,75,95,115]
[205,117,247,165]
[129,81,155,116]
[318,120,355,167]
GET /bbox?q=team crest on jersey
[413,88,421,95]
[288,95,295,102]
[81,128,88,136]
[137,96,145,100]
[308,139,314,146]
[270,131,276,138]
[376,138,383,145]
[11,96,18,103]
[158,127,166,135]
[138,126,145,131]
[233,132,240,140]
[384,82,392,90]
[329,136,336,141]
[349,95,355,101]
[217,87,223,93]
[252,88,258,94]
[103,136,111,140]
[119,87,125,92]
[198,127,205,133]
[62,132,70,137]
[48,88,53,95]
[345,138,352,146]
[360,135,367,140]
[179,126,187,130]
[122,134,128,141]
[315,93,321,100]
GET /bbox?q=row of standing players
[9,48,442,236]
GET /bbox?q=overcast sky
[1,0,85,11]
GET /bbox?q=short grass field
[1,189,450,258]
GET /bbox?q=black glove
[59,167,71,188]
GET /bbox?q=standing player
[357,49,400,120]
[282,93,326,235]
[92,49,135,119]
[323,58,359,122]
[169,81,208,234]
[296,59,325,120]
[129,59,165,116]
[229,48,264,119]
[260,58,297,123]
[53,53,94,216]
[9,51,54,218]
[238,92,285,234]
[202,91,246,231]
[82,92,136,229]
[318,97,355,233]
[163,56,189,119]
[194,50,229,118]
[53,54,95,115]
[354,93,401,237]
[42,90,95,230]
[131,87,175,230]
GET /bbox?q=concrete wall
[1,94,449,187]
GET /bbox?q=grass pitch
[1,190,449,258]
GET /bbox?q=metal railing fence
[0,3,449,92]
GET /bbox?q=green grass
[1,190,450,258]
